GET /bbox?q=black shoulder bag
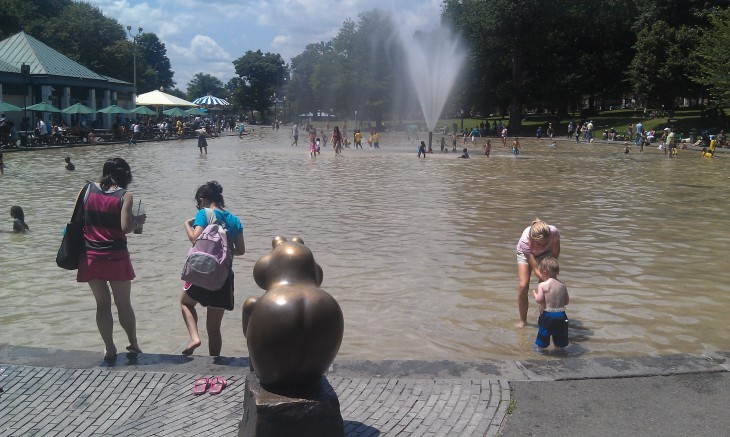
[56,183,90,270]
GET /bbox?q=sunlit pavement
[1,346,728,436]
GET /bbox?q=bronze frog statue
[243,236,344,389]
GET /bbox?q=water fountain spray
[398,25,466,152]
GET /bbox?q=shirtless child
[532,256,569,350]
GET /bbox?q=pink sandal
[193,377,210,395]
[208,376,228,395]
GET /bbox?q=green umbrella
[0,101,23,112]
[61,103,95,114]
[162,107,187,117]
[185,107,207,116]
[131,106,157,115]
[97,104,131,114]
[24,102,61,113]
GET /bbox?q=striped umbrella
[192,95,230,106]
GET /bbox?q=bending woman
[77,157,146,359]
[515,218,560,328]
[181,181,245,356]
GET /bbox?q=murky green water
[1,130,728,360]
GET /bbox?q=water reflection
[1,131,728,361]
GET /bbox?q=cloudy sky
[86,0,444,90]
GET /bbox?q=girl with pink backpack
[181,181,245,356]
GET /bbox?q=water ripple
[1,133,729,360]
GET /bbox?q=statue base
[238,373,344,437]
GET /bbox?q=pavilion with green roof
[0,31,134,129]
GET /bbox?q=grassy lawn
[433,108,728,139]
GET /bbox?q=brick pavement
[0,364,511,436]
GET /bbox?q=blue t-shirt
[193,208,243,242]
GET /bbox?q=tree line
[3,0,728,129]
[1,0,175,94]
[276,0,730,131]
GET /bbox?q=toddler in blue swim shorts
[532,256,569,350]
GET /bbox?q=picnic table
[59,130,86,144]
[93,129,116,142]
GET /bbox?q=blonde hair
[538,256,559,277]
[529,218,551,243]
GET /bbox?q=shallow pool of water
[1,130,728,361]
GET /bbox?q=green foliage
[0,0,34,40]
[232,50,288,117]
[288,10,401,127]
[166,88,187,99]
[35,1,126,73]
[443,0,638,129]
[136,33,175,92]
[628,22,702,108]
[186,73,225,101]
[0,0,175,90]
[693,8,730,104]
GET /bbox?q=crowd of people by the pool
[0,112,248,147]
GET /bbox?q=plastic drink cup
[134,200,145,234]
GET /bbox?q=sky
[86,0,444,91]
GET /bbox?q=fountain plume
[397,24,466,139]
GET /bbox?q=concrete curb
[2,345,727,381]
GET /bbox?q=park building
[0,31,134,131]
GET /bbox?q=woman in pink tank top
[76,157,146,360]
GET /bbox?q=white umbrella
[136,90,197,107]
[192,95,230,106]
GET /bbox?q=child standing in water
[512,137,522,156]
[417,141,427,158]
[484,140,492,156]
[532,256,569,350]
[11,206,29,233]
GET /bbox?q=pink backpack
[181,208,231,291]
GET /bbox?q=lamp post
[460,109,464,133]
[272,93,278,125]
[127,26,143,94]
[354,110,357,130]
[20,63,31,143]
[21,63,30,127]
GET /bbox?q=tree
[693,7,730,105]
[627,22,702,109]
[137,33,175,92]
[225,77,245,115]
[288,10,400,128]
[0,0,35,40]
[0,0,177,90]
[232,50,288,118]
[186,73,225,101]
[289,42,330,119]
[39,1,127,74]
[443,0,549,132]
